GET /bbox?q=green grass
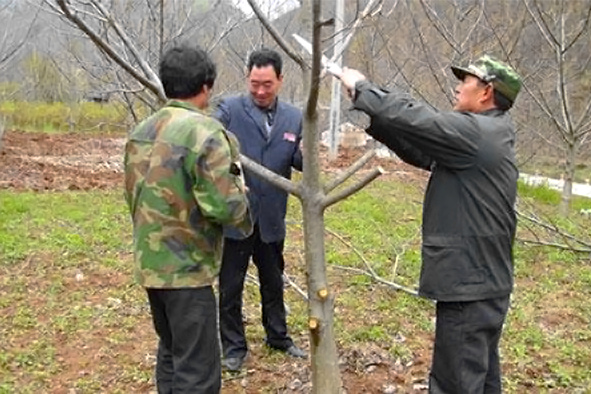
[1,178,590,392]
[518,179,591,211]
[0,100,142,134]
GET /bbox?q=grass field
[1,176,590,393]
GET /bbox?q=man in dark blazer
[214,48,306,372]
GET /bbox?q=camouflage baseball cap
[451,55,522,104]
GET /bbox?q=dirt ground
[0,131,125,191]
[0,130,421,192]
[0,130,431,393]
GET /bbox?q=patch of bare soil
[220,342,432,393]
[0,130,124,191]
[0,130,426,192]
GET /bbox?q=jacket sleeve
[190,125,253,236]
[366,116,433,171]
[353,80,480,170]
[291,115,303,171]
[213,98,231,128]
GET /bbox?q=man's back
[125,100,250,288]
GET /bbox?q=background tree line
[0,0,589,209]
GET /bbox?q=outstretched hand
[340,67,367,99]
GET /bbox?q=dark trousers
[218,226,292,358]
[429,295,510,394]
[146,286,220,394]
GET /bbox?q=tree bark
[560,142,577,215]
[0,122,4,151]
[302,198,342,393]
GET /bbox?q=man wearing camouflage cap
[124,43,252,393]
[339,55,522,393]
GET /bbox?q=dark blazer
[214,95,303,243]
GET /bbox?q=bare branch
[524,0,559,49]
[326,227,376,276]
[417,0,459,53]
[517,239,591,254]
[323,167,384,209]
[517,209,591,249]
[405,0,451,104]
[327,0,385,64]
[53,0,166,102]
[0,2,40,71]
[456,0,485,51]
[333,264,419,296]
[325,227,418,296]
[563,3,591,53]
[90,1,163,96]
[521,81,567,138]
[245,0,307,71]
[245,272,307,307]
[206,17,243,53]
[283,273,309,301]
[324,149,377,193]
[240,154,301,198]
[574,95,591,134]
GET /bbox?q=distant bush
[0,100,149,134]
[0,82,22,101]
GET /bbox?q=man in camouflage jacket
[124,43,251,393]
[339,56,522,394]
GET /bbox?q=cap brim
[451,66,473,81]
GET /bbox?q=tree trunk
[0,122,4,151]
[559,142,577,216]
[303,200,342,393]
[300,62,343,390]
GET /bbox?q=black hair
[159,43,217,99]
[247,48,282,77]
[494,91,513,111]
[477,79,513,111]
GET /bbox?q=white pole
[328,0,344,161]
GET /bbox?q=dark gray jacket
[353,81,517,302]
[214,95,302,243]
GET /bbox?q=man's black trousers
[218,226,293,359]
[146,286,220,394]
[429,295,510,394]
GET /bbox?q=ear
[481,84,494,104]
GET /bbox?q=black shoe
[284,344,307,358]
[222,356,245,372]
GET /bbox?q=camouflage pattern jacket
[124,100,252,288]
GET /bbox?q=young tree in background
[522,0,591,215]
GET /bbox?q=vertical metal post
[328,0,344,161]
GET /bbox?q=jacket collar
[245,95,279,114]
[479,108,505,117]
[165,99,204,113]
[243,95,282,139]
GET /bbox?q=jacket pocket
[420,241,466,294]
[420,235,486,298]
